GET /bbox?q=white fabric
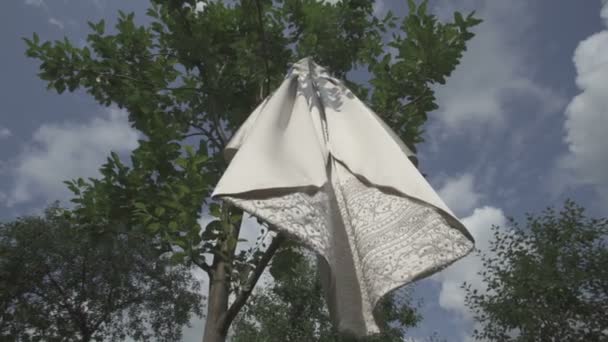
[212,57,474,336]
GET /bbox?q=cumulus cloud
[48,17,64,30]
[89,0,107,11]
[430,0,562,133]
[433,206,507,321]
[24,0,45,7]
[0,127,11,139]
[438,173,482,216]
[2,108,139,207]
[558,3,608,206]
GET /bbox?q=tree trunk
[202,73,268,342]
[202,255,230,342]
[80,324,92,342]
[202,205,242,342]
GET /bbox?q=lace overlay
[222,161,473,335]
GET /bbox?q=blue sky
[1,0,607,341]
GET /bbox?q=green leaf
[407,0,416,13]
[209,203,221,218]
[417,0,428,16]
[110,151,120,163]
[269,247,304,280]
[175,184,190,196]
[170,251,186,264]
[184,145,195,157]
[454,11,464,26]
[134,202,146,210]
[230,213,243,224]
[63,180,80,195]
[55,81,66,94]
[148,222,161,233]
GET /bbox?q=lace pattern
[222,161,473,335]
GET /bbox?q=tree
[230,246,420,342]
[464,200,608,341]
[23,0,481,340]
[0,203,203,341]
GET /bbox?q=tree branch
[176,7,230,147]
[192,257,212,276]
[81,240,88,303]
[192,61,229,146]
[188,122,223,153]
[91,285,116,333]
[44,270,85,328]
[99,72,198,92]
[402,93,426,112]
[219,232,285,334]
[253,0,271,100]
[181,132,206,139]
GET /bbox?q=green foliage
[368,1,480,152]
[464,200,608,341]
[23,0,482,338]
[231,248,421,342]
[0,203,203,341]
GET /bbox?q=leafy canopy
[464,200,608,341]
[0,203,203,341]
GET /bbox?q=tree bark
[202,204,241,342]
[202,255,230,342]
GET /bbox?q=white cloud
[438,173,481,216]
[431,0,563,133]
[91,0,106,11]
[48,17,64,30]
[558,3,608,207]
[0,127,11,139]
[432,206,507,320]
[2,108,139,207]
[24,0,45,7]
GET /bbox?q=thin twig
[253,0,271,99]
[174,7,229,147]
[194,61,229,146]
[189,122,222,151]
[402,93,426,112]
[181,132,206,139]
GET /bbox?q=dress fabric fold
[212,57,474,337]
